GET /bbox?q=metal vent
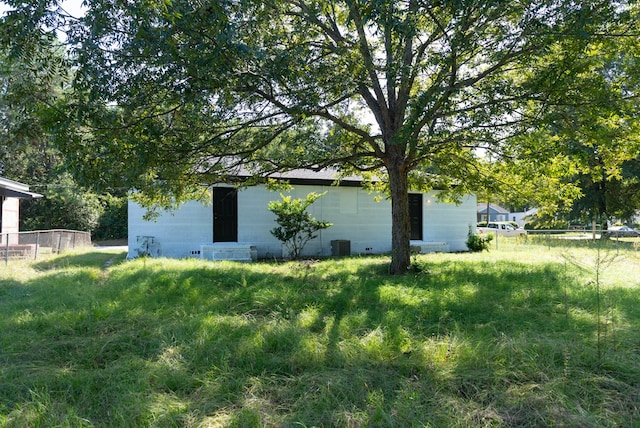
[331,240,351,257]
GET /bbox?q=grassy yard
[0,240,639,427]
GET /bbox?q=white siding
[1,197,20,245]
[423,192,477,252]
[237,185,391,257]
[1,198,20,234]
[128,185,477,259]
[128,200,212,258]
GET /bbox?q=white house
[510,207,538,227]
[127,170,477,260]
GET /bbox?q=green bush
[93,195,128,241]
[20,176,128,240]
[268,192,332,259]
[466,227,493,252]
[20,174,102,233]
[524,219,569,231]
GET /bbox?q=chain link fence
[483,228,640,252]
[0,230,92,263]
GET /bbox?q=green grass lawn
[1,241,639,427]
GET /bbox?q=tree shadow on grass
[1,255,638,426]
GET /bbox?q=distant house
[510,207,538,227]
[477,203,510,223]
[0,177,43,243]
[128,169,477,260]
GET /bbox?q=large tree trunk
[387,158,412,274]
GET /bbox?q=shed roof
[0,177,43,199]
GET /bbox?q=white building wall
[128,200,213,258]
[422,192,477,252]
[238,184,392,257]
[1,198,21,245]
[128,184,477,259]
[1,198,20,235]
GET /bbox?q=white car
[604,226,639,237]
[477,222,527,237]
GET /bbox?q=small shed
[0,177,43,243]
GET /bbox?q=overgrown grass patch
[0,242,639,426]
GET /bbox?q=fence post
[34,231,40,260]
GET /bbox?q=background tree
[489,9,640,232]
[3,0,626,271]
[563,30,640,229]
[0,41,127,238]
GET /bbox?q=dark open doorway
[409,193,423,240]
[213,188,238,242]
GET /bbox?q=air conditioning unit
[135,236,160,257]
[331,240,351,257]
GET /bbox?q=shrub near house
[269,192,332,259]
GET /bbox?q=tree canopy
[558,32,640,227]
[2,0,635,271]
[0,40,127,238]
[497,19,640,229]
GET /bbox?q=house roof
[233,166,371,187]
[476,203,509,214]
[264,169,366,186]
[0,177,43,199]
